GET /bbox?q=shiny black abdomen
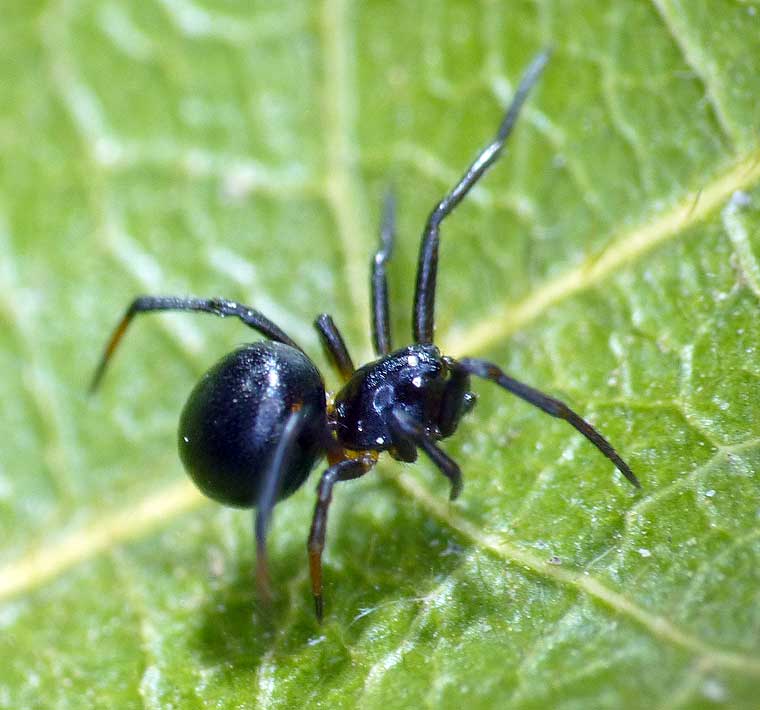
[178,341,327,507]
[331,344,447,451]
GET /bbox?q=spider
[91,51,639,621]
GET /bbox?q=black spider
[91,51,639,621]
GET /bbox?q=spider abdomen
[178,341,327,507]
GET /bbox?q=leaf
[1,1,759,708]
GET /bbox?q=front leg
[390,408,463,500]
[458,357,640,488]
[308,456,375,621]
[371,187,396,356]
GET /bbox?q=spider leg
[390,407,463,500]
[308,455,375,621]
[254,405,312,605]
[90,295,302,392]
[371,187,396,356]
[412,50,550,344]
[315,313,355,382]
[458,357,640,489]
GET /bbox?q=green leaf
[1,1,759,708]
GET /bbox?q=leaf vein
[319,0,372,350]
[0,481,203,603]
[721,191,760,300]
[649,0,740,149]
[392,469,760,676]
[444,148,760,357]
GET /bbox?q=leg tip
[618,461,641,490]
[256,549,273,606]
[314,594,324,623]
